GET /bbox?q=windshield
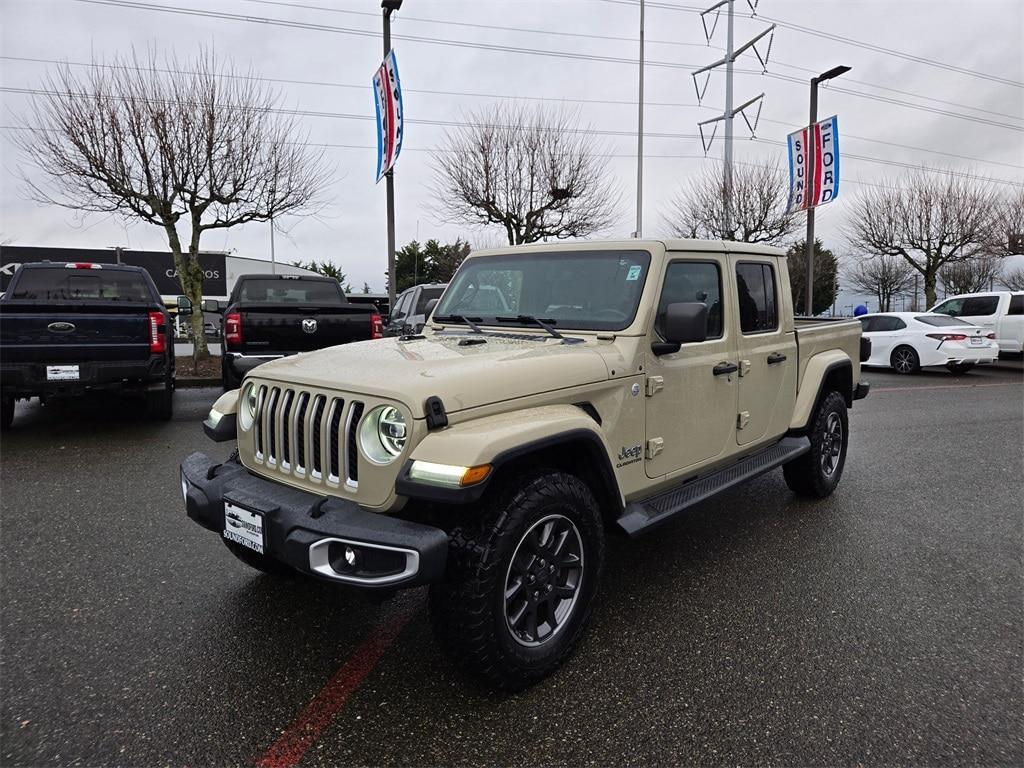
[434,250,652,331]
[238,279,343,305]
[916,314,976,327]
[8,268,152,302]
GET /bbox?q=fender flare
[395,405,622,507]
[789,354,853,433]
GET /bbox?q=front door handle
[767,352,787,365]
[713,361,739,376]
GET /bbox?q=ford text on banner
[787,115,840,212]
[373,50,404,183]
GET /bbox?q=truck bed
[794,317,864,392]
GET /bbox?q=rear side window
[655,261,723,340]
[874,316,907,331]
[935,295,999,316]
[735,262,778,333]
[1009,295,1023,315]
[8,268,152,302]
[415,287,445,314]
[237,279,343,305]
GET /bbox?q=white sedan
[858,312,999,374]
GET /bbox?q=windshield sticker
[626,265,642,281]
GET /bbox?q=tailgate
[0,309,152,363]
[239,306,373,354]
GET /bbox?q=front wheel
[890,345,920,375]
[428,471,605,691]
[784,390,849,499]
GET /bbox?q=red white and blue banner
[373,50,404,183]
[786,115,840,212]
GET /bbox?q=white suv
[930,291,1024,354]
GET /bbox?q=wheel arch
[789,355,853,434]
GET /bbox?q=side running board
[616,436,811,538]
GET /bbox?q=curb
[175,378,222,389]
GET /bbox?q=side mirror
[653,302,708,355]
[176,295,193,317]
[200,298,221,313]
[424,298,439,317]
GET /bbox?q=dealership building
[0,245,320,301]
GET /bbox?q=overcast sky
[1,0,1022,297]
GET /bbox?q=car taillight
[148,311,166,354]
[225,312,243,347]
[371,313,384,340]
[925,333,967,341]
[65,262,101,269]
[986,333,996,340]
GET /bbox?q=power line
[4,56,1021,171]
[66,0,1024,133]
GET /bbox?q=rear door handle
[713,362,738,376]
[767,352,787,365]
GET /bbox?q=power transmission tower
[691,0,774,238]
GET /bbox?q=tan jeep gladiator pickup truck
[180,239,870,689]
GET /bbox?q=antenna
[691,0,775,236]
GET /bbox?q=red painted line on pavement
[872,382,1018,393]
[254,605,415,768]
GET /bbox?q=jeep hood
[252,332,612,417]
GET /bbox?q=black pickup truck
[0,261,174,428]
[206,274,383,389]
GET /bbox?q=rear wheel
[429,470,605,691]
[946,362,975,374]
[1,396,14,430]
[784,390,849,499]
[147,378,174,420]
[890,345,920,375]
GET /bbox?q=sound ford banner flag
[787,115,840,212]
[372,50,404,183]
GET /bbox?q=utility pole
[382,0,402,310]
[803,65,850,315]
[692,0,773,238]
[635,0,645,238]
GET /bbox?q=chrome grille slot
[294,392,309,473]
[280,390,294,470]
[346,401,364,486]
[254,385,267,459]
[327,398,345,482]
[266,387,281,465]
[310,395,326,479]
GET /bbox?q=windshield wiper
[495,315,564,340]
[433,314,484,333]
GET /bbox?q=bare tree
[845,169,997,308]
[14,49,331,357]
[939,254,1004,296]
[1001,265,1024,291]
[662,161,799,244]
[989,187,1024,258]
[846,254,917,312]
[430,103,620,245]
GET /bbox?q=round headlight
[359,405,407,464]
[239,384,257,431]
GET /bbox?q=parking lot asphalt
[2,365,1022,767]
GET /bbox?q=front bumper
[180,451,448,589]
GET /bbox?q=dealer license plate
[46,365,80,381]
[970,337,984,346]
[223,500,265,554]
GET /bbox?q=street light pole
[382,0,402,310]
[804,64,850,316]
[635,0,645,238]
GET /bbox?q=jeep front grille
[252,384,363,488]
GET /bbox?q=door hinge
[737,411,750,429]
[738,359,752,377]
[646,437,664,459]
[645,376,664,397]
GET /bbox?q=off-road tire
[1,396,14,430]
[147,379,174,421]
[222,539,294,576]
[783,390,849,499]
[946,362,975,374]
[890,345,921,375]
[428,470,605,691]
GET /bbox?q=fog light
[344,546,357,567]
